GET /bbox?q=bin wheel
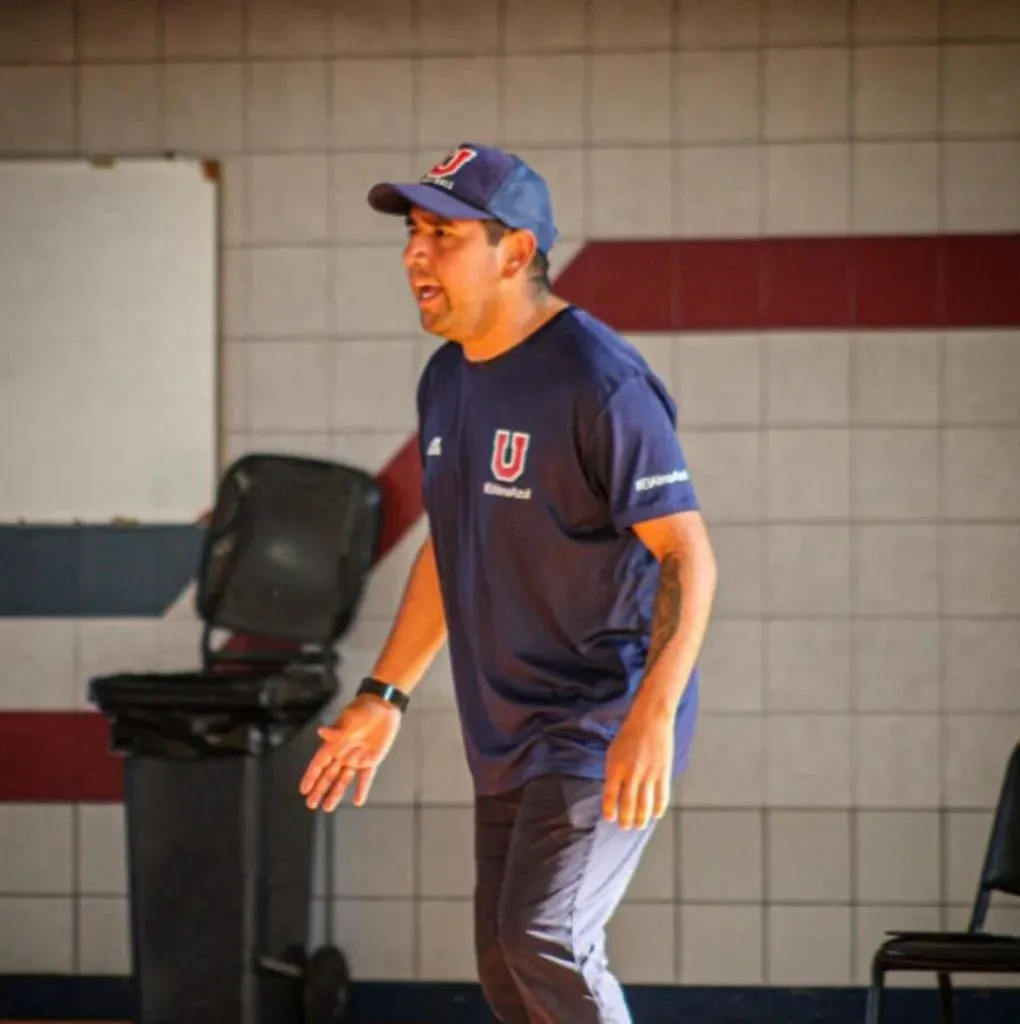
[302,944,351,1024]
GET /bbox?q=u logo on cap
[427,148,478,178]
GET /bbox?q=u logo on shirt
[490,429,531,483]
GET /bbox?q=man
[300,143,717,1023]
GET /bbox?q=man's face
[402,207,506,340]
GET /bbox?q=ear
[500,229,538,280]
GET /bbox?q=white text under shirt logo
[484,428,532,500]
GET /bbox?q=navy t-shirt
[417,306,701,796]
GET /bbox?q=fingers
[352,765,377,808]
[604,771,671,831]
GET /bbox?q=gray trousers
[473,774,655,1024]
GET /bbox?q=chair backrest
[970,741,1020,931]
[194,453,383,653]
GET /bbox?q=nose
[403,231,429,269]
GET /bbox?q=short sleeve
[586,375,699,531]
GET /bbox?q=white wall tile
[504,0,587,52]
[767,906,852,985]
[944,141,1020,231]
[945,0,1020,40]
[944,332,1020,425]
[852,142,940,234]
[78,805,127,895]
[853,333,940,426]
[327,899,415,979]
[766,715,852,807]
[766,525,851,617]
[0,806,74,894]
[709,526,764,617]
[944,44,1020,137]
[942,525,1020,616]
[945,715,1020,808]
[768,333,850,425]
[627,812,676,901]
[855,525,939,617]
[679,809,763,902]
[696,619,765,713]
[768,810,851,902]
[334,246,420,336]
[677,714,765,806]
[856,811,941,904]
[765,143,850,234]
[79,0,159,60]
[854,716,941,808]
[329,807,415,897]
[852,429,940,520]
[945,810,993,903]
[416,58,500,148]
[944,621,1020,713]
[591,53,673,144]
[610,903,676,983]
[678,904,764,984]
[0,65,75,153]
[332,152,416,243]
[249,155,329,243]
[248,61,329,153]
[0,0,75,62]
[333,340,418,431]
[677,0,763,48]
[332,0,416,55]
[419,710,474,805]
[503,56,585,147]
[853,621,941,713]
[78,897,131,974]
[247,341,333,432]
[766,429,850,521]
[591,0,673,50]
[678,145,761,237]
[418,899,475,980]
[767,0,850,44]
[418,0,500,54]
[247,246,331,337]
[943,429,1020,520]
[588,148,675,237]
[164,63,245,155]
[419,807,474,897]
[0,622,77,709]
[766,620,851,712]
[331,59,415,149]
[853,0,940,43]
[854,47,939,137]
[80,65,162,154]
[164,0,243,58]
[676,51,760,144]
[676,335,762,428]
[246,0,331,57]
[0,898,73,972]
[765,50,849,140]
[683,430,763,523]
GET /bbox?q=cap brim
[367,182,491,222]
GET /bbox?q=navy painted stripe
[1,978,1019,1022]
[0,525,204,618]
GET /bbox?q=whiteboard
[0,158,219,523]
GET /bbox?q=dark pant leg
[474,785,531,1023]
[496,774,655,1024]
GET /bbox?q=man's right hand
[299,694,403,812]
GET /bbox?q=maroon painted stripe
[2,232,1019,804]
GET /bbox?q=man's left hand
[602,703,675,830]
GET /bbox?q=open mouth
[414,283,444,309]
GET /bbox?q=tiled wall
[1,0,1020,994]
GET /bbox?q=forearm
[368,536,448,694]
[634,539,717,719]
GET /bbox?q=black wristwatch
[357,677,411,713]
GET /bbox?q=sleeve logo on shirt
[490,429,530,483]
[634,468,690,492]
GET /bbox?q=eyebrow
[406,212,453,229]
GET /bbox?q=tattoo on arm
[645,551,682,673]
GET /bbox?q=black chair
[865,741,1020,1024]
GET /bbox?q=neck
[461,292,569,363]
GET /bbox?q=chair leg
[865,957,886,1024]
[937,972,955,1024]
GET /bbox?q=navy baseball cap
[367,143,558,255]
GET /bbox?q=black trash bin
[89,453,383,1024]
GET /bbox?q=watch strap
[357,677,410,713]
